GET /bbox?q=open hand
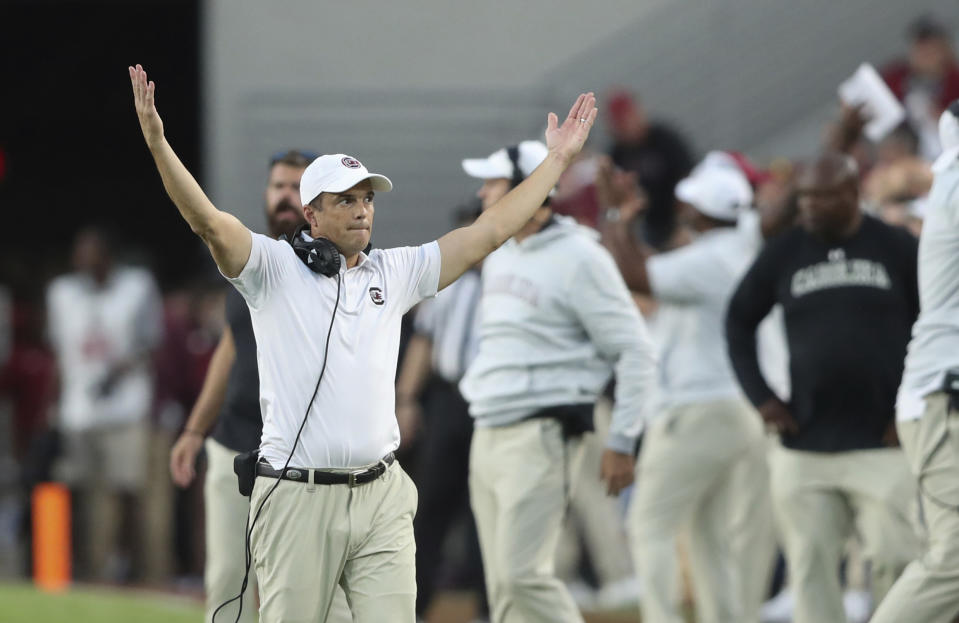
[600,448,635,496]
[545,92,598,165]
[129,64,164,148]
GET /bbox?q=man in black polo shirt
[168,150,349,623]
[725,152,920,623]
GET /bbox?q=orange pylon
[32,482,71,591]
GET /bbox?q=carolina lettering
[791,259,891,297]
[485,274,541,307]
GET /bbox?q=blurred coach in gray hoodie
[459,140,657,623]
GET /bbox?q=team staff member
[130,64,597,622]
[726,152,919,623]
[603,163,776,623]
[872,103,959,623]
[459,140,656,623]
[167,150,350,623]
[47,227,163,581]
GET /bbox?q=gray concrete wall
[204,0,958,248]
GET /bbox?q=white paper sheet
[838,63,907,142]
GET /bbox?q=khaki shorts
[55,422,148,491]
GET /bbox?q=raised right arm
[129,65,250,277]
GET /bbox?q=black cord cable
[212,274,342,623]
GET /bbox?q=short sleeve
[647,242,725,304]
[225,231,297,310]
[412,297,438,337]
[378,241,441,314]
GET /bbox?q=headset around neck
[281,224,341,277]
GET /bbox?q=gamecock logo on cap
[341,157,362,169]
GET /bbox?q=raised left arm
[437,93,598,290]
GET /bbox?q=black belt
[255,452,395,487]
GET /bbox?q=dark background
[0,0,205,302]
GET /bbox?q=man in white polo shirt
[871,102,959,623]
[129,64,597,622]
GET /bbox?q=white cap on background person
[932,101,959,173]
[693,150,744,176]
[461,140,549,180]
[675,167,754,222]
[299,154,393,206]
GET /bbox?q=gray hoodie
[459,216,657,453]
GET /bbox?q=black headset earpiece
[507,143,553,207]
[281,224,341,277]
[506,144,524,189]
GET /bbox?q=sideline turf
[0,582,204,623]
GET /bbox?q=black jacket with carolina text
[725,215,919,453]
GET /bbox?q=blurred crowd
[0,11,956,623]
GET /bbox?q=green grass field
[0,582,205,623]
[0,582,659,622]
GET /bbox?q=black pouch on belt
[944,370,959,411]
[233,450,259,497]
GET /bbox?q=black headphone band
[506,144,524,189]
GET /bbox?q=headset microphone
[506,144,525,189]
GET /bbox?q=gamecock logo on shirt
[369,287,385,305]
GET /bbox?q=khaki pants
[204,439,258,623]
[872,392,959,623]
[769,443,917,623]
[628,398,774,623]
[557,398,634,587]
[250,459,417,623]
[470,418,586,623]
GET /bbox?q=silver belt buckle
[348,469,364,488]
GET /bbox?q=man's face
[477,178,511,211]
[677,201,709,233]
[909,38,953,78]
[610,105,648,143]
[265,163,307,238]
[72,231,111,279]
[307,179,375,258]
[796,171,858,238]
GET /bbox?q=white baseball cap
[461,140,549,181]
[933,102,959,173]
[675,167,754,222]
[299,154,393,207]
[692,150,742,176]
